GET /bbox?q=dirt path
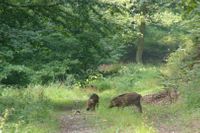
[59,110,98,133]
[57,91,174,133]
[57,91,200,133]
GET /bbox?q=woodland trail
[58,110,98,133]
[57,91,200,133]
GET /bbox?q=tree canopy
[0,0,199,86]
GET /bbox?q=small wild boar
[167,89,180,103]
[109,92,142,113]
[86,93,99,111]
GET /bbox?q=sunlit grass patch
[90,64,162,96]
[94,101,157,133]
[44,84,88,103]
[4,120,58,133]
[80,64,163,132]
[0,64,165,133]
[0,86,58,133]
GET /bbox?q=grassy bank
[0,86,57,132]
[1,64,199,132]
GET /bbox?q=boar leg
[92,104,96,111]
[96,102,99,108]
[135,101,142,113]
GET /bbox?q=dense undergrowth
[0,86,57,132]
[0,64,199,133]
[0,0,199,132]
[1,58,200,132]
[0,61,199,133]
[1,50,200,132]
[0,64,161,132]
[162,35,200,110]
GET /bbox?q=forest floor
[59,111,97,133]
[56,103,101,133]
[57,91,196,133]
[2,64,200,133]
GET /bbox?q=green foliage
[0,0,135,86]
[91,80,112,91]
[0,65,32,87]
[0,86,56,132]
[0,88,50,122]
[74,64,162,132]
[175,0,200,43]
[162,33,200,109]
[152,10,182,27]
[186,89,200,109]
[98,64,122,76]
[1,0,200,132]
[0,109,11,131]
[88,64,162,93]
[0,0,187,86]
[182,62,200,109]
[1,63,199,132]
[96,104,156,133]
[40,66,162,133]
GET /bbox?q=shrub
[0,87,52,125]
[0,65,32,87]
[98,64,121,76]
[163,35,200,109]
[90,80,112,91]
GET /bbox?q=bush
[88,64,161,93]
[163,35,200,109]
[0,87,53,131]
[184,65,200,108]
[186,90,200,108]
[90,80,112,91]
[98,64,121,76]
[0,65,32,87]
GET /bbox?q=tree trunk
[136,20,145,64]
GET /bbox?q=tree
[180,0,200,41]
[129,0,148,64]
[135,3,146,64]
[129,0,171,64]
[0,0,133,85]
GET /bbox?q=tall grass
[0,64,162,132]
[3,64,196,133]
[90,64,162,95]
[0,86,57,132]
[83,64,163,133]
[94,99,157,133]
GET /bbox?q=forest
[0,0,200,132]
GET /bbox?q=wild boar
[167,88,180,103]
[109,92,142,113]
[86,93,99,111]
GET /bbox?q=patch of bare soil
[59,110,97,133]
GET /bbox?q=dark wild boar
[86,93,99,111]
[109,92,142,113]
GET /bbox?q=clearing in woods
[56,90,190,133]
[57,92,200,133]
[59,110,97,133]
[51,65,199,133]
